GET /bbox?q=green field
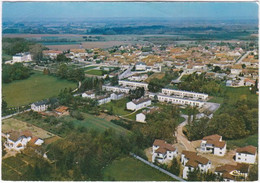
[103,156,175,181]
[227,133,258,149]
[2,72,77,107]
[83,66,98,71]
[224,86,257,104]
[85,69,103,76]
[101,98,132,116]
[71,113,129,134]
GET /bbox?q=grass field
[70,113,129,134]
[145,73,165,82]
[2,72,77,107]
[101,98,132,116]
[224,86,257,104]
[2,118,56,139]
[103,156,175,181]
[83,66,98,71]
[85,69,103,76]
[227,133,258,149]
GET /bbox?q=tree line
[2,63,32,83]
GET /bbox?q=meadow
[2,72,77,107]
[85,69,103,76]
[102,156,175,181]
[101,98,132,116]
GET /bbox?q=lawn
[83,66,98,71]
[103,156,176,181]
[2,72,77,107]
[227,133,258,149]
[224,86,257,104]
[85,69,103,76]
[101,98,132,116]
[2,118,57,139]
[70,113,129,134]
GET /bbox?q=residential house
[215,163,249,181]
[148,93,205,108]
[54,106,69,116]
[110,93,124,100]
[152,139,177,164]
[31,100,50,112]
[161,88,208,100]
[244,78,255,86]
[200,134,226,156]
[136,106,159,123]
[181,150,211,179]
[28,136,44,146]
[119,80,148,90]
[97,95,111,105]
[82,90,95,99]
[235,145,257,164]
[4,130,32,151]
[102,85,130,94]
[126,97,151,111]
[42,50,63,59]
[135,61,147,70]
[12,52,32,63]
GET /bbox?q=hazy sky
[3,2,258,21]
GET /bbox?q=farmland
[2,118,57,139]
[2,72,77,107]
[103,156,175,181]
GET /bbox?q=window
[238,157,241,160]
[220,152,222,154]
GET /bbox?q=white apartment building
[181,150,211,179]
[119,80,148,90]
[102,85,130,94]
[200,134,226,156]
[148,93,205,108]
[11,52,32,64]
[126,98,151,111]
[161,88,208,100]
[82,91,95,99]
[97,95,111,105]
[152,139,177,164]
[135,61,147,70]
[235,145,257,164]
[110,93,124,100]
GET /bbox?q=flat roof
[149,93,204,103]
[162,88,208,96]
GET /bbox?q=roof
[21,130,32,138]
[162,88,208,96]
[202,134,226,148]
[132,98,151,105]
[203,134,222,141]
[55,106,69,113]
[236,145,257,155]
[153,139,176,154]
[136,61,146,65]
[33,99,49,106]
[182,150,209,168]
[85,90,95,95]
[43,50,62,54]
[215,163,249,180]
[8,131,21,141]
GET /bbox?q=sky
[2,2,259,21]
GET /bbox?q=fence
[130,152,186,182]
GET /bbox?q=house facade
[110,93,124,100]
[152,139,177,164]
[126,98,151,111]
[200,134,226,156]
[12,52,32,63]
[97,95,111,105]
[148,93,205,108]
[161,88,208,100]
[102,85,130,94]
[181,150,211,179]
[31,100,50,112]
[119,80,148,90]
[82,91,95,99]
[235,145,257,164]
[43,50,63,59]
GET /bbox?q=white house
[135,61,147,71]
[181,150,211,179]
[136,107,160,122]
[102,85,130,94]
[29,136,44,146]
[4,130,32,151]
[126,98,151,111]
[97,95,111,105]
[152,139,177,164]
[161,88,208,100]
[82,91,95,99]
[31,100,50,112]
[200,134,226,156]
[148,93,205,108]
[215,163,249,181]
[12,52,32,63]
[119,80,148,90]
[235,145,257,164]
[231,69,242,75]
[110,93,124,100]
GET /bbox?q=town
[2,1,258,182]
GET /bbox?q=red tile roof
[153,139,176,154]
[182,150,210,168]
[236,145,257,155]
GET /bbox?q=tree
[56,54,69,62]
[57,64,68,79]
[2,99,8,115]
[43,68,50,75]
[129,87,145,100]
[169,158,180,175]
[110,75,118,86]
[213,66,221,73]
[187,168,201,181]
[247,163,258,181]
[29,44,44,63]
[242,64,246,69]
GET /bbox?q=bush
[70,110,84,120]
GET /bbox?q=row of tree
[56,64,85,82]
[2,63,32,83]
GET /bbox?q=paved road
[2,109,31,120]
[119,66,134,80]
[175,115,196,152]
[235,51,252,64]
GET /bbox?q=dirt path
[175,115,196,152]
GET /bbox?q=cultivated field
[2,72,77,107]
[103,156,175,181]
[2,118,56,139]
